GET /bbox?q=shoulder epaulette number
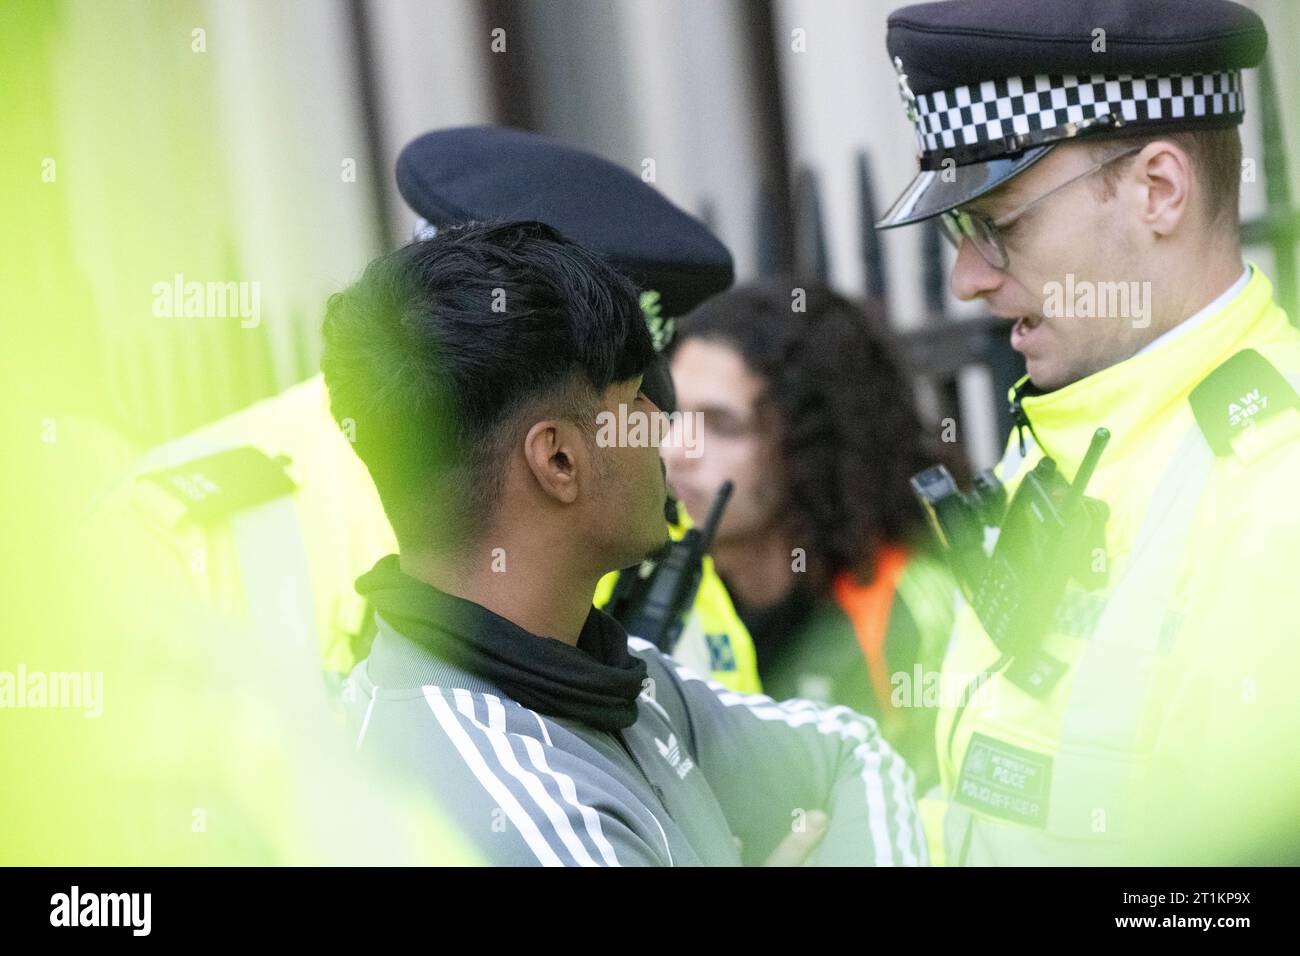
[1188,348,1300,458]
[135,446,296,527]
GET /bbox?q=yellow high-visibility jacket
[937,266,1300,865]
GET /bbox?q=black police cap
[396,125,734,320]
[877,0,1268,229]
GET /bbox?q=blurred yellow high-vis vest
[938,266,1300,866]
[130,373,761,692]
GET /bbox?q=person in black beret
[877,0,1300,865]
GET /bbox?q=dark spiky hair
[322,220,656,551]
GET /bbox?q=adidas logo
[653,733,694,780]
[655,733,680,767]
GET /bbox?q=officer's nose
[949,237,1006,302]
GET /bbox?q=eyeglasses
[939,145,1144,270]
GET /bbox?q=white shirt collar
[1134,264,1251,358]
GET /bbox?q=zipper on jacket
[611,731,670,810]
[1009,380,1042,458]
[945,654,1009,768]
[957,814,975,867]
[610,730,675,865]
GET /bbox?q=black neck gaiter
[356,555,647,732]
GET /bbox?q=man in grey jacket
[325,219,926,866]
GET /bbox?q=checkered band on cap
[910,71,1243,168]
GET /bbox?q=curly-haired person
[663,279,964,792]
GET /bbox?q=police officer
[877,0,1300,864]
[130,126,760,693]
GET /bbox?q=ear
[522,419,586,505]
[1132,140,1193,238]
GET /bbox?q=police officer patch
[954,733,1053,828]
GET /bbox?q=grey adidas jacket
[346,616,928,866]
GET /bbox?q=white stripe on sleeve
[669,662,924,866]
[422,687,564,866]
[514,733,621,866]
[355,682,379,751]
[456,690,611,867]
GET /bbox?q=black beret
[396,125,734,319]
[878,0,1268,229]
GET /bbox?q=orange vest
[830,545,911,719]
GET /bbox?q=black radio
[911,428,1111,696]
